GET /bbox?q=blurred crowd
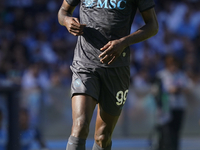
[128,0,200,127]
[0,0,200,149]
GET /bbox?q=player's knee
[72,119,90,138]
[94,133,111,148]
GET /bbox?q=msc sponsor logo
[83,0,127,10]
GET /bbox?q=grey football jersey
[66,0,155,67]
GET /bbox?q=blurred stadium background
[0,0,200,149]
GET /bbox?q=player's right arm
[58,0,86,36]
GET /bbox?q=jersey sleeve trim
[65,0,80,6]
[139,5,155,12]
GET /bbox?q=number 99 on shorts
[116,90,128,106]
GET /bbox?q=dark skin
[71,95,119,147]
[58,0,158,148]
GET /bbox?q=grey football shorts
[70,61,130,116]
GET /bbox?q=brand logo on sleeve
[83,0,126,10]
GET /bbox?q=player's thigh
[72,94,97,118]
[94,104,119,139]
[71,94,97,137]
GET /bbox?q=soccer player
[58,0,158,149]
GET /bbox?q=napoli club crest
[74,78,82,88]
[83,0,95,8]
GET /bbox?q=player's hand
[64,17,86,36]
[99,39,127,64]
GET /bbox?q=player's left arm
[99,7,159,64]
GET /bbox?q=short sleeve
[65,0,80,6]
[137,0,155,12]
